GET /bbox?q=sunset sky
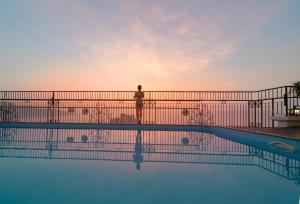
[0,0,299,91]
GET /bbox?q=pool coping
[1,122,299,141]
[0,122,211,132]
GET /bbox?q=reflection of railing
[0,128,299,182]
[0,86,299,127]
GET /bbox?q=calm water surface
[0,127,299,204]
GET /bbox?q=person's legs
[138,109,141,124]
[136,133,141,143]
[137,108,143,124]
[136,107,139,123]
[136,107,141,124]
[139,108,143,123]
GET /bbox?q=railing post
[148,92,151,124]
[260,100,263,127]
[271,99,274,128]
[51,91,55,123]
[254,101,257,127]
[248,101,250,127]
[284,86,288,116]
[57,91,60,123]
[48,91,58,123]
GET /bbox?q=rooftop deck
[232,127,300,140]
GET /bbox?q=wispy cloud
[14,0,290,90]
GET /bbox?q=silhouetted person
[133,130,143,170]
[134,85,144,124]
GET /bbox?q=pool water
[0,127,299,204]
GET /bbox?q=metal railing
[0,86,299,127]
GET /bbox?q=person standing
[134,85,144,124]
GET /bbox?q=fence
[0,86,299,127]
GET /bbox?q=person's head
[136,163,141,170]
[137,85,142,91]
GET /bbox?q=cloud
[17,0,289,90]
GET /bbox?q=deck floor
[232,127,300,140]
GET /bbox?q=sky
[0,0,299,91]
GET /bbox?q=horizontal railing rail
[0,86,295,101]
[1,91,255,101]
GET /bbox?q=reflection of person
[133,130,143,170]
[134,85,144,124]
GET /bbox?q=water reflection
[133,130,143,170]
[0,127,300,184]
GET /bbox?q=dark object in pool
[269,141,297,152]
[81,135,88,143]
[181,137,189,145]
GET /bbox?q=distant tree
[291,81,300,96]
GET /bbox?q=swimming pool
[0,125,299,204]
